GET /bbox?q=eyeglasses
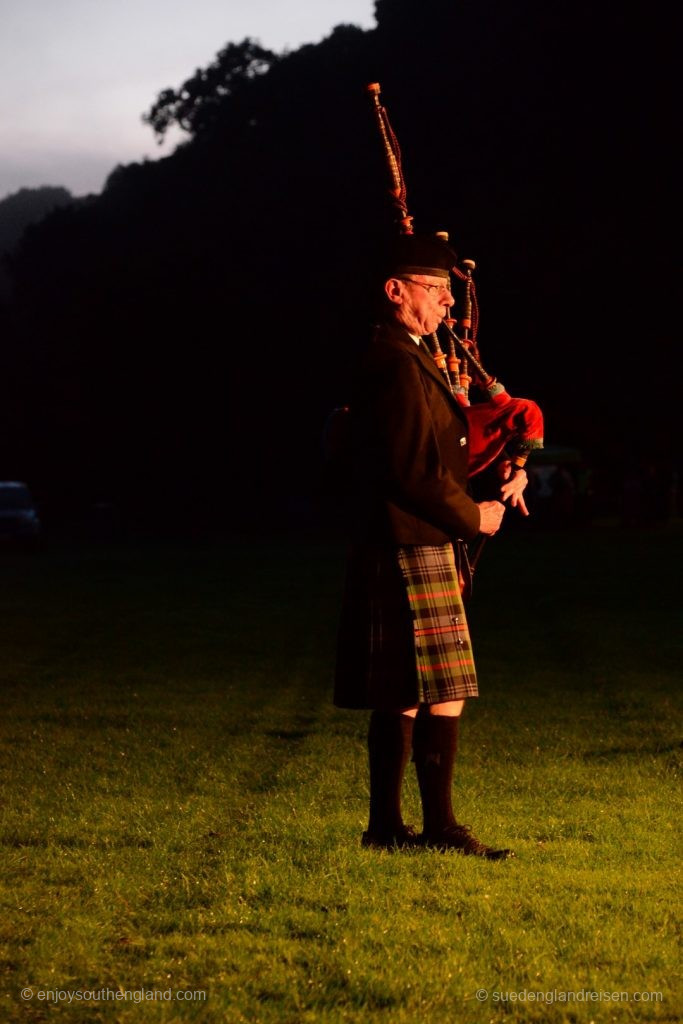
[399,277,452,296]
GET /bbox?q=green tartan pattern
[396,544,479,703]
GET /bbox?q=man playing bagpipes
[333,231,529,858]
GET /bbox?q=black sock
[412,713,459,836]
[367,711,415,835]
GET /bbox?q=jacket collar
[379,321,463,408]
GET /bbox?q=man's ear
[384,278,403,304]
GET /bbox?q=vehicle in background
[524,446,592,527]
[0,481,42,547]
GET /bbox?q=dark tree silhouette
[1,0,677,533]
[143,38,279,141]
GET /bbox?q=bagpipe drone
[365,82,544,485]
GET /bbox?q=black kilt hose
[332,322,484,712]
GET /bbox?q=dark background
[0,0,678,537]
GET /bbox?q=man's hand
[477,500,505,536]
[497,461,530,516]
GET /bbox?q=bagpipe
[366,82,544,484]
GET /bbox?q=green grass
[1,522,681,1022]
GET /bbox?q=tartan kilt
[334,542,479,709]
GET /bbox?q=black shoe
[361,824,420,850]
[421,823,515,860]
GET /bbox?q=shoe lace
[444,823,491,854]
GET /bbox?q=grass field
[1,519,681,1023]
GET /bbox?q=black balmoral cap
[381,232,458,279]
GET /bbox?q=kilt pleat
[334,545,418,710]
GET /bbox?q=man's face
[385,274,454,336]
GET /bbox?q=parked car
[0,481,42,546]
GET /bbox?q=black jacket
[340,320,481,545]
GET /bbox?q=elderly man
[333,232,526,858]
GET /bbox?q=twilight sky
[0,0,376,202]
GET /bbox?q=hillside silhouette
[0,187,76,300]
[0,0,677,534]
[0,187,74,255]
